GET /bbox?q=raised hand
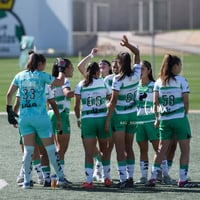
[91,48,98,56]
[120,35,129,47]
[56,58,66,72]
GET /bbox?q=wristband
[89,53,94,58]
[7,105,13,112]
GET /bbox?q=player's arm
[120,35,140,64]
[63,87,74,98]
[48,98,62,134]
[153,91,159,128]
[52,72,65,86]
[74,94,81,128]
[6,84,19,127]
[13,96,20,114]
[77,48,98,77]
[182,92,189,115]
[105,90,118,132]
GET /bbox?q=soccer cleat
[104,178,111,187]
[17,176,24,185]
[37,176,44,185]
[178,180,198,188]
[22,182,31,189]
[44,180,51,187]
[57,178,72,188]
[145,179,156,187]
[30,180,34,187]
[117,180,128,189]
[126,178,134,187]
[163,175,172,185]
[135,177,147,184]
[156,170,163,182]
[82,182,94,189]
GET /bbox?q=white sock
[23,145,34,183]
[45,144,64,180]
[140,160,148,178]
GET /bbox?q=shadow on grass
[32,180,200,194]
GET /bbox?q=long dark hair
[117,52,132,81]
[159,54,181,85]
[83,62,99,87]
[52,58,72,77]
[26,53,46,72]
[142,60,155,82]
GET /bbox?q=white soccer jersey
[154,75,189,120]
[45,84,54,100]
[75,78,111,119]
[112,64,141,114]
[53,78,71,113]
[104,74,115,89]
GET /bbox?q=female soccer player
[48,58,74,172]
[105,35,141,188]
[6,53,71,189]
[146,54,197,187]
[74,61,111,189]
[135,60,169,184]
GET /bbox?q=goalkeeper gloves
[56,58,66,72]
[6,105,18,125]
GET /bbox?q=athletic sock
[18,157,25,178]
[41,165,51,182]
[60,160,64,172]
[33,159,43,179]
[140,160,148,178]
[151,163,161,180]
[102,160,111,179]
[45,144,64,180]
[179,165,188,182]
[127,159,135,179]
[23,145,34,184]
[85,163,93,183]
[161,160,169,177]
[94,155,103,173]
[117,161,127,182]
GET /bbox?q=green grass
[1,113,200,199]
[0,54,200,112]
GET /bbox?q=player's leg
[38,116,71,188]
[37,144,51,187]
[22,133,36,188]
[81,137,96,188]
[32,137,43,185]
[135,124,149,184]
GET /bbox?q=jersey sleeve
[45,85,55,100]
[153,79,160,92]
[42,72,55,85]
[74,81,82,95]
[62,78,71,89]
[112,75,121,91]
[132,63,141,79]
[180,77,190,93]
[104,82,112,95]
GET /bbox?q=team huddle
[6,35,197,190]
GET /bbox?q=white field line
[0,179,8,190]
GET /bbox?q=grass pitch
[0,113,200,200]
[0,54,200,112]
